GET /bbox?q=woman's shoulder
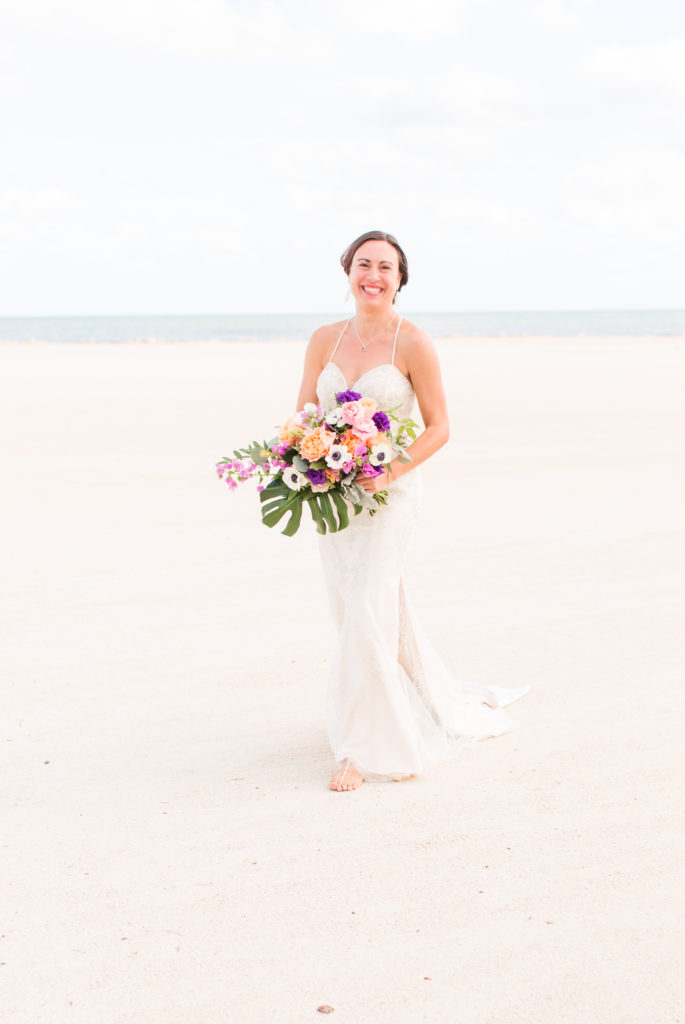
[305,317,348,346]
[300,319,350,382]
[306,318,349,356]
[397,317,435,355]
[310,318,349,341]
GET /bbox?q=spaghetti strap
[391,316,403,366]
[327,319,352,365]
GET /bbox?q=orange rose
[340,431,359,455]
[300,427,332,461]
[279,416,305,443]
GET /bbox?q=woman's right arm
[295,328,328,409]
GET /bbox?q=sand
[1,335,683,1023]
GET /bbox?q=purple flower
[372,410,390,431]
[336,389,362,404]
[306,467,327,486]
[360,462,383,477]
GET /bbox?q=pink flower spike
[355,444,367,456]
[257,485,264,492]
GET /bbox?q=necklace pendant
[352,313,395,353]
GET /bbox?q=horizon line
[2,307,685,320]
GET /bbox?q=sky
[1,0,684,315]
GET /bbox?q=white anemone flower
[303,402,318,415]
[324,443,349,470]
[369,442,394,467]
[281,466,307,490]
[325,407,345,426]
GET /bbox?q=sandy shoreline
[1,336,683,1022]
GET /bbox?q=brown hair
[340,230,409,299]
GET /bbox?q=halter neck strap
[327,318,352,365]
[391,316,403,366]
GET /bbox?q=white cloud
[0,185,77,218]
[334,64,533,118]
[438,197,531,230]
[319,0,475,39]
[1,0,312,60]
[579,38,685,103]
[2,0,476,61]
[527,0,596,34]
[560,148,685,235]
[315,63,537,164]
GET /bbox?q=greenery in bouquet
[216,388,419,536]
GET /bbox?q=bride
[296,230,528,792]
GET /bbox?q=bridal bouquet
[216,388,419,536]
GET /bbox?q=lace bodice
[316,362,415,419]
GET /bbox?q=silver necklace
[352,314,395,351]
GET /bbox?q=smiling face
[347,240,402,310]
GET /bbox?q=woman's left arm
[359,331,450,492]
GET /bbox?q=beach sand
[1,335,683,1023]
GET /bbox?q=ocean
[1,309,684,344]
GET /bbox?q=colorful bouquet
[216,388,419,536]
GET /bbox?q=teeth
[363,287,381,294]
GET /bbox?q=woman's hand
[358,468,391,493]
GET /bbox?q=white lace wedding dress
[316,335,529,782]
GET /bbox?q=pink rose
[350,419,378,442]
[341,400,372,428]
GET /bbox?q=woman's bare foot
[329,759,364,792]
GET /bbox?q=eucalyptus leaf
[343,482,376,511]
[245,440,273,465]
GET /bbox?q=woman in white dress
[296,230,528,792]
